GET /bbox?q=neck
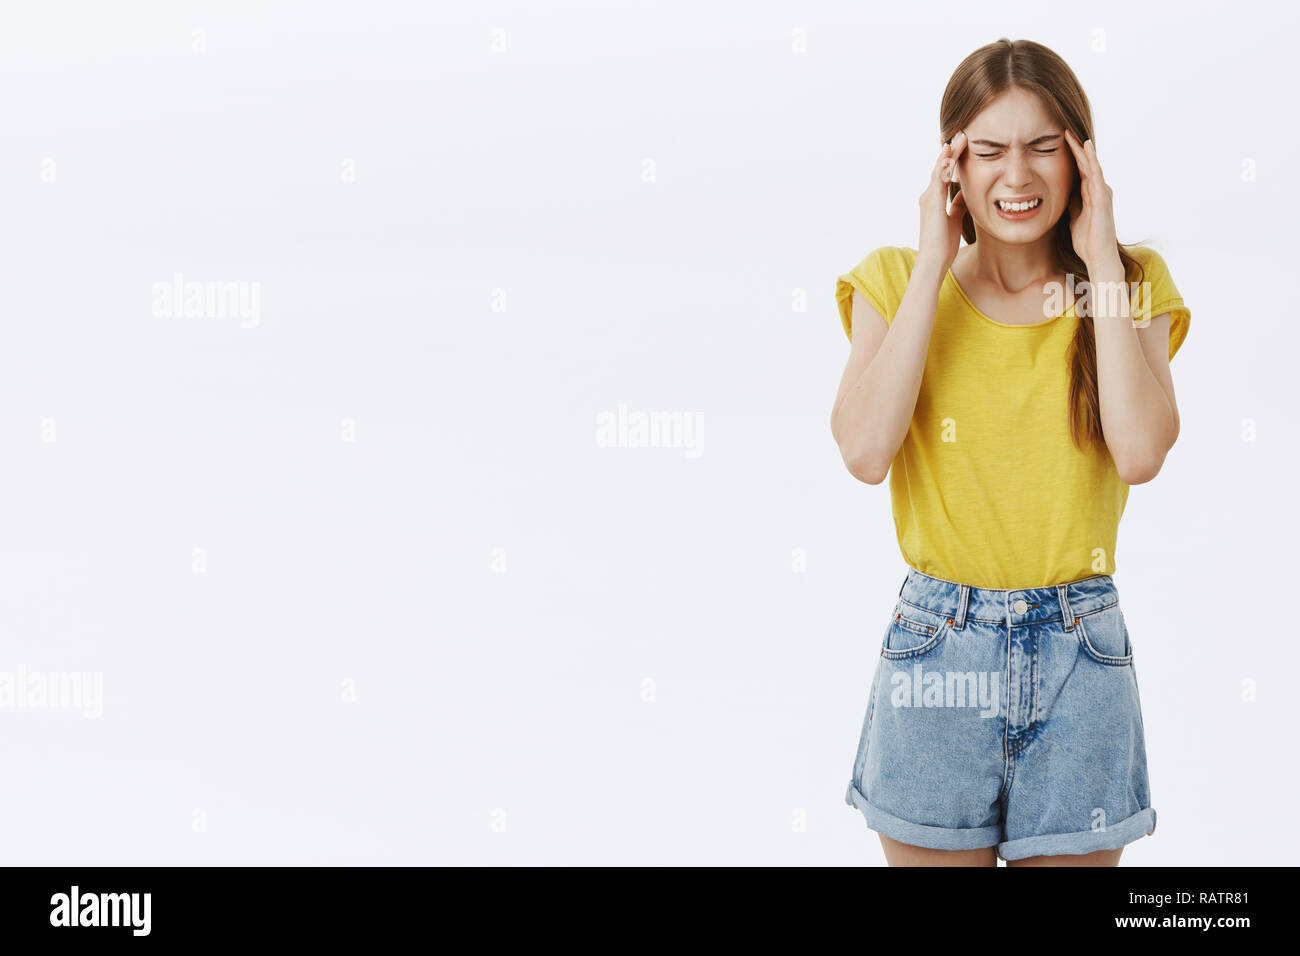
[960,233,1059,294]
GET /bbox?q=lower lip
[995,200,1043,221]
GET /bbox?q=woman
[830,38,1189,867]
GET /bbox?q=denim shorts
[844,567,1157,861]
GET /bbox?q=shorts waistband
[897,566,1119,630]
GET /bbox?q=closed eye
[974,149,1058,158]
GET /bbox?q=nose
[1003,150,1033,188]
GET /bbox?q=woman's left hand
[1063,128,1118,269]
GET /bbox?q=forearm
[833,259,947,481]
[1088,257,1177,482]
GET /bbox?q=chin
[976,221,1054,242]
[983,212,1057,239]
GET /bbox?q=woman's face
[953,87,1076,243]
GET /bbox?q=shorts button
[1012,598,1028,614]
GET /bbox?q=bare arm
[830,131,969,484]
[830,259,947,483]
[1060,129,1181,484]
[1089,261,1180,483]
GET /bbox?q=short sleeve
[1129,246,1190,361]
[835,246,911,342]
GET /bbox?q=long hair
[939,38,1146,455]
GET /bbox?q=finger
[1069,128,1103,186]
[1063,127,1088,179]
[948,187,967,219]
[934,141,952,183]
[950,130,967,183]
[1084,137,1107,186]
[948,129,969,162]
[941,131,968,184]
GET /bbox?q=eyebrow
[968,133,1063,148]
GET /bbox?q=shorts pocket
[880,599,951,661]
[1075,601,1133,666]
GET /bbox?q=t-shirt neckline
[945,266,1077,329]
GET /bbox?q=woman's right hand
[917,131,969,274]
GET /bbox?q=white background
[1,0,1296,865]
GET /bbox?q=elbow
[1121,410,1180,485]
[845,452,890,485]
[1116,454,1164,485]
[1113,432,1176,486]
[831,414,892,484]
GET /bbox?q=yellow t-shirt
[835,244,1190,589]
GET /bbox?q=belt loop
[951,583,970,630]
[1057,582,1076,630]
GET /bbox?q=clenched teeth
[996,198,1042,211]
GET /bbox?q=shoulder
[842,245,919,288]
[1121,243,1174,284]
[835,245,919,340]
[1120,244,1190,361]
[1118,243,1184,304]
[865,244,918,272]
